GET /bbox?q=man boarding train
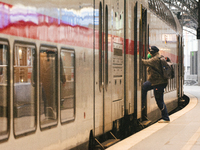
[142,46,170,123]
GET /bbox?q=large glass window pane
[0,42,8,140]
[60,49,75,123]
[40,46,57,129]
[14,44,36,136]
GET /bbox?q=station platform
[107,86,200,150]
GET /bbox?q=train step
[94,132,120,149]
[139,116,152,128]
[95,139,120,150]
[141,120,151,126]
[101,139,120,148]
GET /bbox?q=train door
[138,5,148,120]
[94,0,124,137]
[94,0,112,136]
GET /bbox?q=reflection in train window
[60,49,75,123]
[0,42,8,141]
[39,46,57,129]
[13,43,36,136]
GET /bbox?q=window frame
[0,38,10,142]
[39,44,58,130]
[13,40,37,138]
[60,47,76,125]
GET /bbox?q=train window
[39,46,58,129]
[168,79,171,92]
[166,83,169,93]
[175,64,177,89]
[171,78,173,91]
[176,65,177,89]
[173,65,175,90]
[0,41,9,141]
[60,49,75,123]
[99,1,102,91]
[170,78,172,91]
[13,42,36,136]
[173,65,174,90]
[105,5,108,88]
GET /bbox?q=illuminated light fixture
[19,49,22,59]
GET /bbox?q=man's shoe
[158,119,170,123]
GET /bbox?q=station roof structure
[148,0,198,30]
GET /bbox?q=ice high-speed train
[0,0,184,149]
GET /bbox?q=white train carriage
[0,0,184,150]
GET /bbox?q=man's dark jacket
[142,52,168,86]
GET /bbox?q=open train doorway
[138,5,148,122]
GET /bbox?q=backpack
[159,56,174,79]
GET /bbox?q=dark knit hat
[149,46,159,54]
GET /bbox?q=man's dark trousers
[142,81,170,121]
